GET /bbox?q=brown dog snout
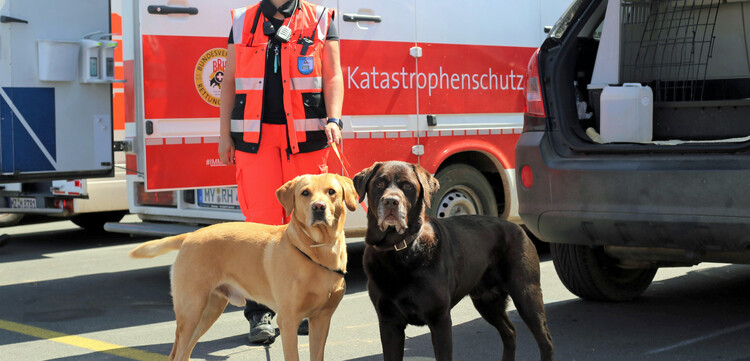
[381,196,400,208]
[377,194,408,233]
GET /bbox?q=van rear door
[136,0,248,191]
[0,0,114,182]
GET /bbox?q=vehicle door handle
[0,15,29,24]
[147,5,199,15]
[343,14,381,23]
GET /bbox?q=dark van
[516,0,750,301]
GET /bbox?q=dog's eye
[301,190,310,196]
[374,181,385,188]
[328,188,336,195]
[402,183,414,190]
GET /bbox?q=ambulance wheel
[550,243,657,302]
[0,213,24,227]
[429,164,498,218]
[71,211,127,232]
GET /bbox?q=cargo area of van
[566,0,750,146]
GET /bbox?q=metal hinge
[113,140,133,152]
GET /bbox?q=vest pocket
[231,94,246,119]
[302,92,327,119]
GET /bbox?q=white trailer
[0,0,127,230]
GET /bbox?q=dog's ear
[335,174,359,212]
[353,162,382,203]
[276,176,301,216]
[413,164,440,208]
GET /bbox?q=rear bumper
[515,131,750,252]
[0,207,65,215]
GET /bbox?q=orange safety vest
[230,1,333,155]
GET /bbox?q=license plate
[197,187,240,209]
[9,197,37,209]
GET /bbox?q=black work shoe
[248,312,275,344]
[297,318,309,335]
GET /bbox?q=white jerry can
[599,83,653,143]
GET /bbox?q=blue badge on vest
[298,57,314,75]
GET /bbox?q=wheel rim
[435,186,482,218]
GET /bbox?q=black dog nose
[382,196,399,208]
[312,201,327,212]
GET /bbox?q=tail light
[520,165,534,189]
[523,48,546,131]
[135,183,176,207]
[54,199,74,212]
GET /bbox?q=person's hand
[218,135,235,165]
[325,122,342,145]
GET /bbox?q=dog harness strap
[293,245,346,276]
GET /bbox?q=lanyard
[329,142,368,213]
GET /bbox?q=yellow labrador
[129,173,358,361]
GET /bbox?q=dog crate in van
[585,0,750,142]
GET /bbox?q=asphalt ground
[1,215,750,360]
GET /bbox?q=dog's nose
[382,196,399,208]
[312,201,327,212]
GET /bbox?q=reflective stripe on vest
[290,77,322,91]
[231,118,261,143]
[231,7,247,45]
[314,5,330,42]
[235,77,264,91]
[231,118,324,133]
[295,118,326,131]
[231,119,261,133]
[231,1,332,154]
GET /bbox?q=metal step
[104,221,200,237]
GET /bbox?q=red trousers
[235,124,339,225]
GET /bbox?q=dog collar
[293,245,346,276]
[372,228,422,252]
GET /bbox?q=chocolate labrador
[353,161,553,361]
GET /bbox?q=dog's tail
[129,233,188,258]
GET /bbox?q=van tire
[71,211,127,232]
[551,243,657,302]
[429,164,498,218]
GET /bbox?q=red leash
[329,142,368,213]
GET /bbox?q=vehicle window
[550,0,586,39]
[592,21,603,41]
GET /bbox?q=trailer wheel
[71,211,127,232]
[428,164,498,218]
[550,243,657,302]
[0,213,24,227]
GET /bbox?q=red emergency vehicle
[103,0,573,236]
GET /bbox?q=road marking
[0,319,167,360]
[345,322,379,330]
[646,321,750,354]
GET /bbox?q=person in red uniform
[218,0,344,344]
